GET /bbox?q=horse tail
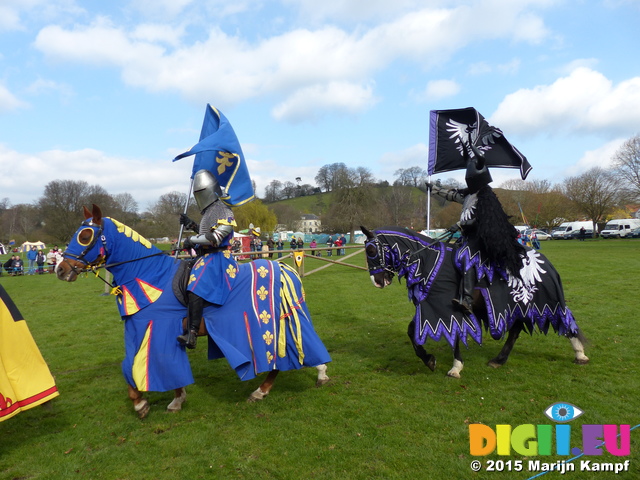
[573,326,590,346]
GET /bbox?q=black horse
[362,226,589,378]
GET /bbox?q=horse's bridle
[365,236,395,279]
[61,219,107,275]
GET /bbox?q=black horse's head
[56,204,106,282]
[362,226,394,288]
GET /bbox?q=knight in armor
[177,169,237,349]
[428,145,525,314]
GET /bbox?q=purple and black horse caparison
[362,226,588,378]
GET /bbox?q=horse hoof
[426,357,436,372]
[247,389,268,402]
[487,360,503,369]
[135,399,150,419]
[316,376,330,387]
[446,371,461,379]
[167,391,187,413]
[574,357,589,365]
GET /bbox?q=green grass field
[0,239,638,479]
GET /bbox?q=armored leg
[177,292,206,349]
[453,269,475,314]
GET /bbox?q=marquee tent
[19,241,46,252]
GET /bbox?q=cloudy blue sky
[1,0,639,211]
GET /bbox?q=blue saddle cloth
[203,260,330,381]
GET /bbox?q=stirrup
[452,297,473,315]
[177,330,197,349]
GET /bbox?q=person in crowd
[266,237,274,258]
[276,238,283,258]
[36,249,46,274]
[309,239,317,256]
[12,256,24,275]
[296,237,304,250]
[326,236,334,257]
[339,234,347,255]
[3,256,14,275]
[27,247,37,275]
[290,237,297,250]
[46,250,57,273]
[334,236,342,256]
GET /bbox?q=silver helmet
[193,169,223,212]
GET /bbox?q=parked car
[629,227,640,238]
[524,229,550,241]
[566,229,594,240]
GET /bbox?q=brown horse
[57,205,330,418]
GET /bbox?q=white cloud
[33,3,554,121]
[129,0,195,19]
[24,78,74,101]
[564,139,625,176]
[272,82,378,122]
[415,79,460,102]
[0,144,192,209]
[0,84,27,112]
[491,67,640,138]
[377,143,429,181]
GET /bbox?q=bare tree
[281,181,297,199]
[394,166,427,188]
[611,134,640,202]
[144,191,194,238]
[38,180,99,242]
[563,167,619,233]
[264,180,283,203]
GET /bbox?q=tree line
[2,135,639,244]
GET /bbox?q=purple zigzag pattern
[414,303,483,347]
[454,241,505,282]
[480,287,578,340]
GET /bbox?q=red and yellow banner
[0,285,59,422]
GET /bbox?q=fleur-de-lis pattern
[262,330,274,345]
[256,285,268,301]
[260,310,271,324]
[257,266,268,278]
[226,265,237,278]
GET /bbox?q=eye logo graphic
[544,402,584,423]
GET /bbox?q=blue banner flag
[173,104,255,207]
[428,107,532,180]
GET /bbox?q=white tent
[0,243,5,255]
[19,241,46,252]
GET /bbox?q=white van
[551,221,593,240]
[600,219,640,238]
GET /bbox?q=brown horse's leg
[167,387,187,413]
[128,384,150,419]
[247,370,279,402]
[408,319,436,371]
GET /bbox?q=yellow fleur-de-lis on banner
[216,152,235,175]
[257,266,268,278]
[256,286,269,300]
[262,330,274,346]
[266,351,274,363]
[260,310,271,324]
